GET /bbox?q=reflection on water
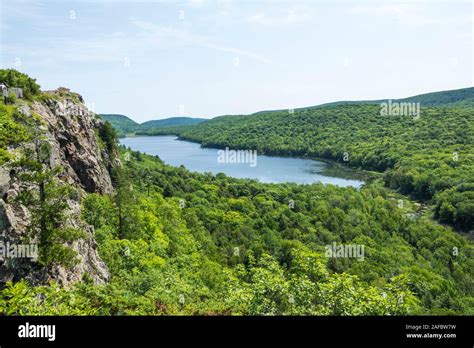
[120,136,364,188]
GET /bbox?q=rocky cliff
[0,88,119,286]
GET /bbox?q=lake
[120,136,364,188]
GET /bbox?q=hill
[1,69,473,316]
[175,90,474,231]
[317,86,474,108]
[99,114,139,135]
[139,116,207,129]
[99,114,207,135]
[252,86,474,114]
[104,87,474,137]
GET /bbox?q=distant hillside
[252,86,474,115]
[139,117,207,129]
[315,86,474,109]
[99,115,206,135]
[173,86,474,231]
[99,114,139,135]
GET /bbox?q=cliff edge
[0,87,119,286]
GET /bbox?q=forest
[0,70,473,316]
[141,103,474,231]
[1,147,473,315]
[99,114,206,137]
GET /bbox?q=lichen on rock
[0,88,120,286]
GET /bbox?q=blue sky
[1,0,472,122]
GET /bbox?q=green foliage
[4,91,17,104]
[0,103,31,165]
[0,69,41,99]
[0,281,97,315]
[173,105,473,230]
[99,114,138,136]
[11,139,85,267]
[316,87,474,109]
[434,186,474,230]
[99,114,207,136]
[139,117,207,129]
[3,149,470,315]
[97,120,118,156]
[1,79,472,315]
[135,124,196,136]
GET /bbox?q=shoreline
[120,134,381,184]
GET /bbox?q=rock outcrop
[0,88,119,286]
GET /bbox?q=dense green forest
[139,116,207,129]
[315,86,474,109]
[99,114,139,136]
[1,70,473,316]
[148,103,474,231]
[99,114,206,137]
[2,147,473,315]
[246,86,474,114]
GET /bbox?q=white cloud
[187,0,205,8]
[246,7,311,26]
[348,3,464,26]
[3,13,272,69]
[130,18,272,64]
[287,9,311,24]
[350,4,407,17]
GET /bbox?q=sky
[0,0,472,122]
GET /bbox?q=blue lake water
[120,136,364,188]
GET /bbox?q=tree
[4,91,17,104]
[0,69,41,99]
[98,121,118,156]
[12,133,84,267]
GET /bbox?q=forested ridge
[98,114,139,136]
[2,148,474,315]
[99,114,206,137]
[1,70,473,316]
[153,103,474,231]
[315,86,474,109]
